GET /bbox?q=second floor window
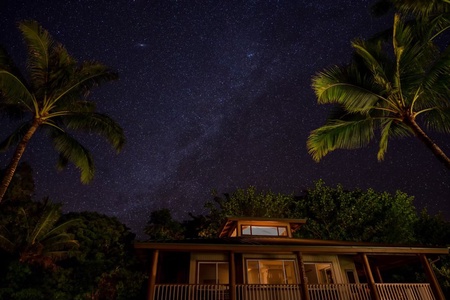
[241,225,288,236]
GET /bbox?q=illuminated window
[197,262,229,284]
[304,263,334,284]
[246,259,297,284]
[241,225,288,236]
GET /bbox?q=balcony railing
[308,283,371,300]
[153,283,435,300]
[154,284,230,300]
[236,284,301,300]
[375,283,435,300]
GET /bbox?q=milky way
[1,1,449,237]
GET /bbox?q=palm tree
[307,14,450,169]
[0,20,125,202]
[372,0,450,19]
[0,200,79,270]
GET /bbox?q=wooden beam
[135,241,448,256]
[419,254,446,300]
[361,253,380,300]
[296,251,310,300]
[148,250,159,300]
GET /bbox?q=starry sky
[1,0,449,237]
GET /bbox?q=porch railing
[154,284,230,300]
[375,283,435,300]
[153,283,435,300]
[236,284,301,300]
[308,283,370,300]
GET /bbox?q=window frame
[196,261,229,285]
[240,224,288,237]
[245,259,298,284]
[304,262,335,284]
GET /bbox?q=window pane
[251,226,278,236]
[217,263,229,284]
[247,261,260,284]
[278,227,288,236]
[305,263,333,284]
[246,260,297,284]
[284,261,297,284]
[198,263,217,284]
[242,225,251,235]
[305,264,319,284]
[262,260,285,284]
[346,270,356,283]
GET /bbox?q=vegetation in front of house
[0,170,146,300]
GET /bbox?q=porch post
[360,253,380,300]
[229,251,236,300]
[148,249,159,300]
[296,251,310,300]
[374,266,383,283]
[419,254,445,300]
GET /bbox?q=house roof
[134,236,449,256]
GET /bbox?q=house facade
[135,217,449,300]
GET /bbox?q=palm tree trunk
[0,119,40,203]
[406,116,450,170]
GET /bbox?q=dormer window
[218,217,306,238]
[241,225,288,236]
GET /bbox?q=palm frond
[62,112,125,152]
[42,218,81,240]
[0,70,35,111]
[62,100,97,113]
[50,129,95,183]
[0,227,14,253]
[312,66,384,113]
[0,122,31,152]
[307,114,375,162]
[42,44,78,102]
[388,0,450,19]
[50,61,118,109]
[18,20,54,91]
[420,44,450,97]
[421,107,450,133]
[0,45,25,78]
[352,39,392,90]
[42,231,78,251]
[43,236,79,251]
[378,119,412,160]
[44,248,78,261]
[29,205,60,244]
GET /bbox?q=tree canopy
[0,201,146,300]
[293,180,419,243]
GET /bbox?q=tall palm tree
[0,20,125,202]
[307,14,450,169]
[0,200,79,270]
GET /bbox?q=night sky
[1,1,449,237]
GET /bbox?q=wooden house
[135,217,448,300]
